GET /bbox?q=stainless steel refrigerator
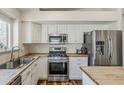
[84,30,122,66]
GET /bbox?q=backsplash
[25,43,82,53]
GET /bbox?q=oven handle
[48,62,69,63]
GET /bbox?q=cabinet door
[31,61,38,85]
[47,24,58,34]
[22,74,32,85]
[32,23,36,43]
[67,25,84,43]
[39,57,48,79]
[31,68,38,85]
[21,66,32,85]
[22,22,42,43]
[67,25,76,43]
[75,25,84,43]
[69,57,88,80]
[69,57,82,80]
[37,25,42,43]
[82,72,96,85]
[76,59,84,79]
[35,60,39,83]
[32,23,42,43]
[58,24,67,34]
[22,22,32,43]
[69,61,80,79]
[82,57,88,66]
[41,24,48,43]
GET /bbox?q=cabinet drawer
[69,57,88,66]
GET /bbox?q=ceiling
[39,8,116,11]
[17,8,32,12]
[18,8,117,12]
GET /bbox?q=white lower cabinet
[21,66,32,85]
[39,57,48,80]
[31,59,39,85]
[22,75,32,85]
[69,57,88,80]
[21,57,41,85]
[82,72,96,85]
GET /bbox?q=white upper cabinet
[67,25,84,43]
[41,24,48,43]
[67,25,76,43]
[57,24,67,34]
[22,22,42,43]
[32,23,42,43]
[75,25,84,43]
[47,24,58,34]
[47,24,67,34]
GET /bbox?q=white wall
[22,9,120,22]
[21,8,122,31]
[0,8,28,64]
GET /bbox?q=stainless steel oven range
[48,47,69,81]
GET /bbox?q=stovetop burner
[48,51,69,63]
[48,51,68,57]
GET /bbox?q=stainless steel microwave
[48,34,68,45]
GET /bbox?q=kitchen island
[26,53,88,57]
[80,66,124,85]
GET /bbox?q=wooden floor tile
[37,80,82,85]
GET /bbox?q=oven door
[48,62,68,76]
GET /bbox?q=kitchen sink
[0,58,35,69]
[15,58,35,64]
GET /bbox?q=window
[0,12,13,52]
[0,20,11,50]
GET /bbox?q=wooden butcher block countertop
[67,53,88,57]
[25,53,48,57]
[80,66,124,85]
[25,53,88,57]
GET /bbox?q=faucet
[10,46,20,62]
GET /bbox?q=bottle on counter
[81,44,88,54]
[76,48,81,54]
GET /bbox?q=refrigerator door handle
[107,35,112,64]
[110,38,113,64]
